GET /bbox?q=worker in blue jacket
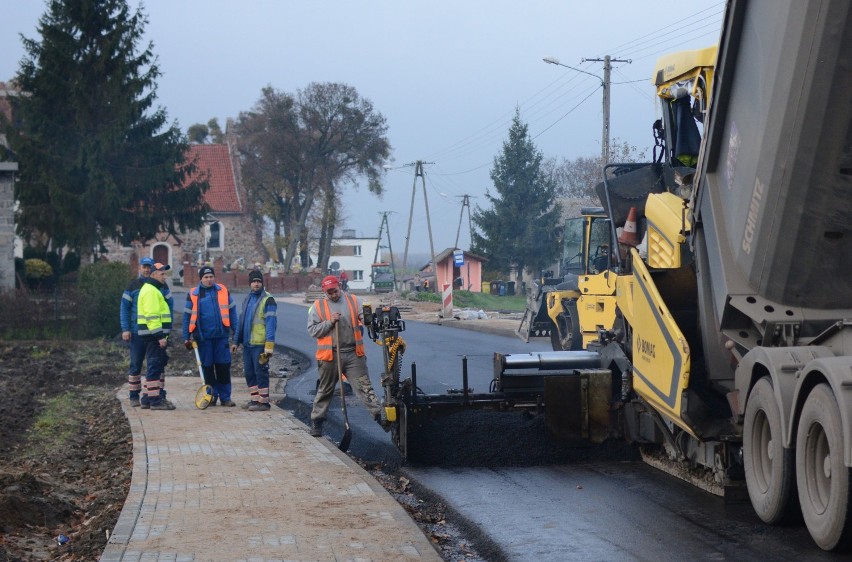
[232,269,278,411]
[183,265,238,406]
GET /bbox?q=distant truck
[370,262,394,293]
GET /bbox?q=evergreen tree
[3,0,208,255]
[472,110,561,281]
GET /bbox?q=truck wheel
[796,383,852,551]
[550,300,581,351]
[743,377,796,524]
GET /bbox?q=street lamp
[543,56,609,164]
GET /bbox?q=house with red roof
[103,127,267,284]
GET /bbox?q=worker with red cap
[306,274,383,437]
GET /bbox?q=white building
[328,229,379,292]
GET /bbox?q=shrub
[76,261,130,338]
[24,258,54,289]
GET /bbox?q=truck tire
[796,383,852,551]
[550,300,581,351]
[743,377,796,524]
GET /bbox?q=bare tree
[550,138,648,202]
[235,83,391,272]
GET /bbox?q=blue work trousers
[127,333,146,399]
[243,345,270,404]
[198,337,232,402]
[143,340,169,405]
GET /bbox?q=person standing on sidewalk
[120,257,174,407]
[137,263,174,410]
[307,274,382,437]
[232,270,277,411]
[183,265,238,406]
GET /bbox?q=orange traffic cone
[618,207,640,246]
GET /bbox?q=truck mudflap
[396,351,630,465]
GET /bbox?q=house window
[207,222,222,249]
[353,245,361,256]
[353,270,363,281]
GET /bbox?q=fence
[0,287,94,339]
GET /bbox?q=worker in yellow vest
[232,269,277,411]
[137,263,174,410]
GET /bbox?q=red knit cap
[321,275,339,290]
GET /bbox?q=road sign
[453,249,464,266]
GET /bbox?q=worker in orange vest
[182,265,238,406]
[306,275,383,437]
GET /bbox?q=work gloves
[259,342,274,365]
[184,340,193,351]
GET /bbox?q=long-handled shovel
[336,322,352,452]
[192,341,214,409]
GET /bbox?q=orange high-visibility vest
[188,284,231,333]
[314,293,364,361]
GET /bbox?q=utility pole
[454,194,476,290]
[371,211,397,291]
[454,194,475,249]
[581,55,631,163]
[401,160,438,292]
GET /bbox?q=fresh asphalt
[273,299,552,469]
[271,298,842,561]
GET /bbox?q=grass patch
[67,340,123,366]
[25,392,80,457]
[452,290,526,312]
[28,345,51,360]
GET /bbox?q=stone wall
[102,214,266,284]
[0,164,17,292]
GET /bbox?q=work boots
[309,419,323,437]
[150,400,175,410]
[249,402,271,411]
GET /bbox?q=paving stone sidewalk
[101,377,441,562]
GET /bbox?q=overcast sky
[1,0,724,261]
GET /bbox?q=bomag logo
[637,336,656,359]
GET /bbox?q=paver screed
[101,377,441,561]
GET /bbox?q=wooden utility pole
[401,160,438,291]
[581,55,631,163]
[371,211,397,291]
[454,194,475,249]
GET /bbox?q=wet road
[274,301,845,561]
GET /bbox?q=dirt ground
[0,340,134,561]
[0,298,511,561]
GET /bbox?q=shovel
[336,322,352,452]
[191,341,214,409]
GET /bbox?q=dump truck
[380,0,852,551]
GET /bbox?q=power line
[419,4,725,174]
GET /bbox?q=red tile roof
[187,144,241,213]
